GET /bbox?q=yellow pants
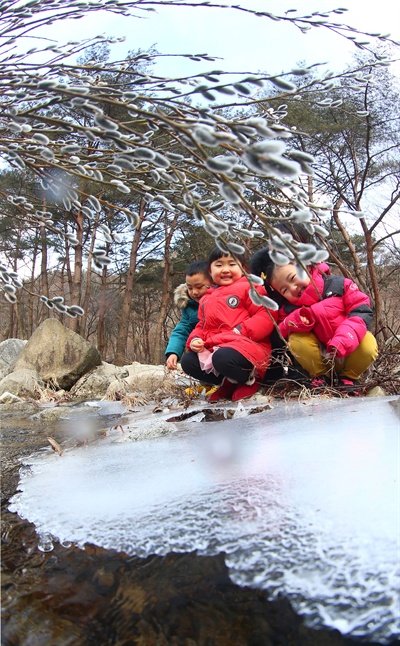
[288,331,378,380]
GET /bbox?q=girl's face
[270,264,310,303]
[186,272,212,302]
[209,254,243,286]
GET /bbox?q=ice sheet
[9,396,400,643]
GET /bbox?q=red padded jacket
[186,276,278,374]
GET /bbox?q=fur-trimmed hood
[174,283,191,309]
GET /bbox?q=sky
[33,0,400,78]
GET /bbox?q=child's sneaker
[310,376,329,390]
[185,384,219,396]
[207,379,237,402]
[336,377,359,395]
[231,381,260,401]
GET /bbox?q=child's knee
[288,332,319,356]
[364,332,379,361]
[288,332,328,377]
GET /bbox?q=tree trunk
[27,230,39,336]
[97,265,108,357]
[151,210,179,364]
[332,198,369,294]
[67,209,84,334]
[39,224,49,299]
[114,199,145,366]
[81,218,99,338]
[361,221,390,342]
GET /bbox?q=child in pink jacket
[265,261,378,390]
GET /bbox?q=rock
[366,385,387,397]
[70,362,129,399]
[115,418,176,442]
[0,338,27,380]
[0,368,45,399]
[14,319,101,390]
[0,391,24,404]
[106,362,169,398]
[71,361,171,400]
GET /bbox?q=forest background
[0,0,399,367]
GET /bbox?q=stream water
[2,395,400,645]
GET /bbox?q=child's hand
[166,354,178,370]
[190,338,205,353]
[300,314,311,325]
[326,345,339,359]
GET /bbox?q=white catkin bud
[67,305,84,316]
[297,249,319,263]
[312,249,330,262]
[270,251,291,266]
[4,292,17,304]
[61,144,82,154]
[248,274,264,286]
[88,196,101,212]
[249,288,279,311]
[251,140,286,155]
[314,224,330,238]
[269,77,296,92]
[287,149,315,163]
[132,147,156,161]
[218,182,242,204]
[270,235,289,252]
[40,147,55,161]
[125,212,140,228]
[205,157,236,172]
[54,303,68,313]
[193,127,219,146]
[295,265,308,281]
[204,220,222,236]
[290,209,313,223]
[227,242,246,255]
[33,133,50,145]
[215,238,230,253]
[94,114,119,131]
[152,153,170,169]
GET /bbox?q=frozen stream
[9,395,400,643]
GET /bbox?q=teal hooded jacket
[165,284,200,361]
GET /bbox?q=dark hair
[250,221,311,282]
[249,221,311,306]
[207,245,248,270]
[250,246,273,279]
[185,260,211,279]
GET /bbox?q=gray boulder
[71,361,175,400]
[366,385,387,397]
[14,318,101,390]
[106,362,170,398]
[0,368,45,399]
[0,338,27,380]
[70,362,129,399]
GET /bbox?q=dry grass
[361,344,400,395]
[35,384,72,404]
[263,345,400,400]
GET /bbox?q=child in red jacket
[265,261,378,389]
[181,247,278,402]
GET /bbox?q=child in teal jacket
[165,261,212,370]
